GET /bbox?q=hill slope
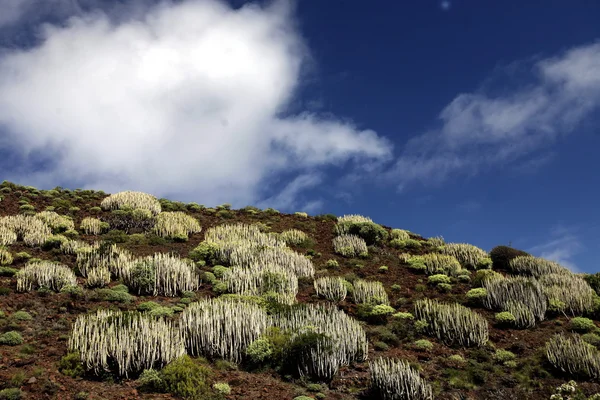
[1,180,600,400]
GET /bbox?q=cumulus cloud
[0,0,392,206]
[386,41,600,190]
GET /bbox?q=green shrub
[212,265,228,278]
[570,317,596,333]
[466,288,487,303]
[213,382,231,395]
[0,331,23,346]
[160,355,214,399]
[493,349,516,363]
[495,312,516,325]
[489,246,529,270]
[189,242,219,264]
[413,339,434,351]
[246,338,273,364]
[335,219,388,245]
[437,283,452,292]
[0,388,23,400]
[138,369,163,390]
[60,284,84,298]
[428,274,451,285]
[325,259,339,269]
[476,257,493,270]
[95,288,133,303]
[374,341,390,351]
[102,229,129,244]
[472,269,503,287]
[379,265,388,272]
[11,311,32,321]
[58,351,85,377]
[582,333,600,347]
[392,312,414,320]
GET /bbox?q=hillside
[1,180,600,400]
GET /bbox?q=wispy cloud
[385,41,600,190]
[0,0,392,208]
[528,225,584,272]
[256,173,324,213]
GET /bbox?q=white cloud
[528,225,583,272]
[0,0,391,207]
[256,173,323,213]
[386,42,600,190]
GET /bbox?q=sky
[0,0,599,272]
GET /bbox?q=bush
[570,317,596,333]
[0,331,23,346]
[476,257,493,270]
[392,312,414,320]
[495,312,516,326]
[212,383,231,395]
[11,311,32,321]
[413,339,434,351]
[493,349,516,363]
[95,288,133,303]
[189,242,219,264]
[58,352,85,378]
[489,246,529,271]
[0,267,18,277]
[437,283,452,292]
[428,274,451,285]
[160,355,214,399]
[582,333,600,347]
[212,265,228,278]
[246,338,273,364]
[102,229,129,244]
[335,219,388,245]
[138,369,163,390]
[472,269,503,287]
[466,288,487,303]
[0,389,23,400]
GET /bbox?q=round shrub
[0,331,24,346]
[570,317,596,333]
[393,312,414,320]
[11,311,32,321]
[476,257,493,270]
[413,339,434,351]
[472,269,503,287]
[466,288,487,303]
[493,349,516,363]
[137,301,160,312]
[495,312,516,326]
[246,338,273,364]
[0,388,23,400]
[437,283,453,292]
[428,274,451,285]
[160,355,213,399]
[212,265,228,278]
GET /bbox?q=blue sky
[0,0,599,272]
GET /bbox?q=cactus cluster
[546,334,600,379]
[353,279,389,305]
[69,310,184,377]
[100,191,161,214]
[152,211,201,240]
[509,255,570,277]
[314,276,348,302]
[15,261,77,292]
[414,299,488,347]
[369,357,434,400]
[333,234,368,257]
[439,243,488,269]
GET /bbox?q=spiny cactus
[369,357,434,400]
[100,191,161,214]
[414,299,488,347]
[15,261,77,292]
